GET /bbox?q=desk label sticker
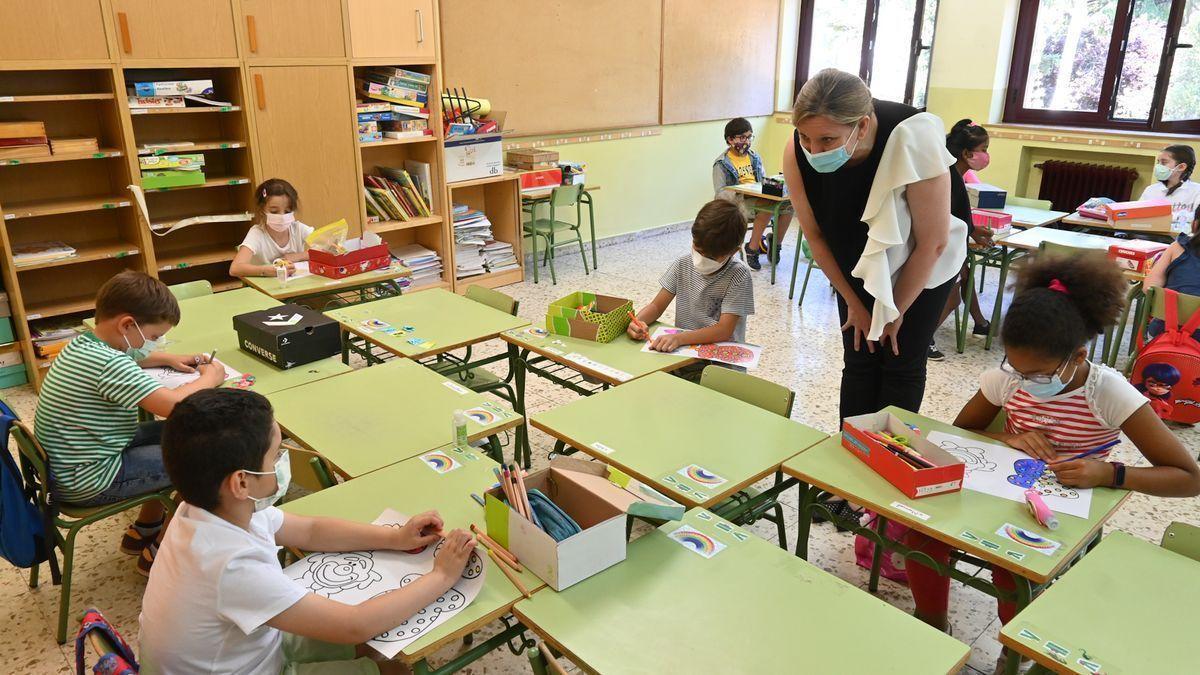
[667,525,726,559]
[420,451,462,474]
[591,441,615,455]
[889,501,931,521]
[463,407,498,426]
[996,523,1062,556]
[442,381,469,395]
[676,464,727,490]
[1017,628,1040,642]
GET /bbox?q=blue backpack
[0,398,52,569]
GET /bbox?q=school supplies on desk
[142,359,241,389]
[1048,439,1121,465]
[546,292,633,343]
[842,412,965,499]
[639,327,764,370]
[1024,489,1059,530]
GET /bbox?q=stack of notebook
[49,137,99,155]
[391,244,444,288]
[0,121,49,160]
[482,241,518,273]
[12,241,76,267]
[452,204,494,279]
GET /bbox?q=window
[794,0,940,108]
[1006,0,1200,133]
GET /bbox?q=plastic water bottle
[452,409,468,449]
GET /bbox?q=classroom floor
[6,227,1197,674]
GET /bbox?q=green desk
[243,262,410,306]
[999,205,1069,228]
[268,359,523,478]
[84,287,275,345]
[282,454,546,675]
[514,509,969,675]
[1000,531,1198,674]
[530,372,827,513]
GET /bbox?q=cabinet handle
[117,12,132,54]
[254,74,265,110]
[416,9,425,43]
[247,15,258,53]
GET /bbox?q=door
[111,0,238,60]
[347,0,436,60]
[250,66,362,232]
[0,0,110,61]
[240,0,346,59]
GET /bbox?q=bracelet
[1110,461,1126,488]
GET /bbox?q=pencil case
[527,489,581,542]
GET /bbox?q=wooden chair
[791,233,829,308]
[167,279,213,300]
[1161,521,1200,562]
[1123,285,1200,375]
[10,421,177,644]
[523,184,590,284]
[699,366,795,549]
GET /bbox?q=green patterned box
[545,291,632,343]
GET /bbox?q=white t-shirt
[1139,180,1200,233]
[139,503,307,675]
[238,222,314,266]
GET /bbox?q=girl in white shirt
[1139,144,1200,234]
[230,178,314,278]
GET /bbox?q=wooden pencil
[512,464,534,521]
[487,548,531,598]
[470,524,522,570]
[475,539,521,573]
[538,640,571,675]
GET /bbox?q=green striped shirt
[34,333,162,503]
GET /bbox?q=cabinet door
[241,0,346,59]
[0,0,110,61]
[111,0,238,60]
[250,66,362,232]
[347,0,435,60]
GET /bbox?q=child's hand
[627,322,648,341]
[196,363,226,387]
[650,332,683,353]
[1004,431,1056,461]
[159,353,198,373]
[432,529,474,583]
[395,511,444,550]
[1049,459,1113,488]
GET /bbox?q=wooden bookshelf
[138,140,245,155]
[359,135,437,148]
[2,148,123,166]
[367,214,443,234]
[448,174,523,293]
[128,105,242,115]
[14,240,140,272]
[1,195,132,220]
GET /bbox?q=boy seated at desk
[628,199,754,379]
[139,388,475,675]
[33,271,225,575]
[712,117,793,271]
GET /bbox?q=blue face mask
[801,121,863,173]
[1021,360,1079,400]
[123,321,164,361]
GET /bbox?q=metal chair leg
[798,261,816,308]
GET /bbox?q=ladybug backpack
[1131,288,1200,424]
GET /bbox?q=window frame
[793,0,938,108]
[1004,0,1200,134]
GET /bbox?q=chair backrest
[985,409,1008,434]
[169,280,213,301]
[549,183,583,208]
[465,284,519,316]
[1161,521,1200,562]
[699,365,795,417]
[1142,285,1200,323]
[1006,196,1054,210]
[10,420,51,506]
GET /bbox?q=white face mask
[243,450,291,512]
[264,211,296,232]
[123,321,165,361]
[692,249,730,275]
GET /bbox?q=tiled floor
[5,227,1197,674]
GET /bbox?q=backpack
[75,608,139,675]
[1131,288,1200,424]
[0,398,52,569]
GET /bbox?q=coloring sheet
[283,509,485,658]
[640,327,763,370]
[926,431,1093,519]
[141,358,241,389]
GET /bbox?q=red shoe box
[308,235,392,279]
[842,411,965,499]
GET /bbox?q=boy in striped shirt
[34,271,225,574]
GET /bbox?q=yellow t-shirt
[727,150,756,184]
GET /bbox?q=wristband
[1110,461,1126,488]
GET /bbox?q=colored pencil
[470,493,485,507]
[488,548,531,598]
[470,524,522,570]
[537,640,570,675]
[473,541,520,573]
[1049,439,1121,465]
[511,464,531,518]
[627,310,648,335]
[512,464,543,530]
[494,467,516,510]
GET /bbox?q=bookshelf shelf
[142,176,251,193]
[14,240,140,272]
[448,174,517,189]
[137,141,245,155]
[25,294,94,321]
[128,105,242,115]
[1,148,124,166]
[149,211,253,233]
[0,93,115,103]
[367,215,442,234]
[360,135,436,148]
[1,195,131,220]
[454,267,524,291]
[156,245,237,271]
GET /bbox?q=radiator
[1035,161,1139,212]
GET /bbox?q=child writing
[230,178,313,278]
[140,388,474,675]
[904,253,1200,672]
[33,271,225,575]
[628,199,754,378]
[712,117,792,271]
[1138,144,1199,233]
[1144,205,1200,339]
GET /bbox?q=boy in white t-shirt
[1139,144,1200,233]
[139,389,474,675]
[230,178,315,278]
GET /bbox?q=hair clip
[967,121,978,127]
[1048,278,1070,295]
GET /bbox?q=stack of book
[127,79,230,109]
[32,324,82,362]
[452,203,493,279]
[392,243,444,288]
[354,68,432,139]
[363,166,431,223]
[49,137,99,155]
[0,121,49,160]
[12,241,76,267]
[482,240,518,273]
[139,153,206,189]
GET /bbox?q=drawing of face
[301,552,383,596]
[1144,376,1173,398]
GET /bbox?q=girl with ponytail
[1139,144,1199,233]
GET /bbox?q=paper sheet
[142,358,241,389]
[283,509,484,659]
[926,431,1093,519]
[639,328,763,369]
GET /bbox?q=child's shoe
[135,543,158,578]
[743,242,762,270]
[972,320,992,337]
[119,520,163,556]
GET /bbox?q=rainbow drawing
[420,451,461,475]
[996,523,1061,556]
[463,407,497,425]
[667,525,726,559]
[525,327,549,338]
[677,464,727,488]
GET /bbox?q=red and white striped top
[980,363,1148,455]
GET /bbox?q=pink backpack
[854,511,910,585]
[1131,288,1200,424]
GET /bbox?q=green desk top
[782,407,1129,583]
[281,454,545,665]
[268,359,523,478]
[998,205,1069,228]
[207,347,351,396]
[84,287,275,342]
[530,372,828,509]
[513,509,968,674]
[500,323,696,386]
[244,263,411,300]
[1000,531,1198,674]
[325,288,529,359]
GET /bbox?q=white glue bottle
[452,409,468,449]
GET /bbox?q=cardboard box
[546,292,633,343]
[308,231,391,279]
[1109,240,1169,274]
[507,148,559,166]
[444,112,506,183]
[842,411,965,499]
[0,363,27,389]
[141,169,206,190]
[1103,198,1174,233]
[138,153,205,171]
[519,168,563,192]
[484,457,683,590]
[132,79,214,97]
[967,183,1007,209]
[233,303,340,369]
[971,208,1013,235]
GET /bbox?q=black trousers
[836,277,956,423]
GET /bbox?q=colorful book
[132,79,214,96]
[362,72,430,93]
[355,80,426,107]
[128,96,185,109]
[390,105,430,119]
[369,66,431,84]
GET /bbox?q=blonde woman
[781,69,967,421]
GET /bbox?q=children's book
[639,327,763,369]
